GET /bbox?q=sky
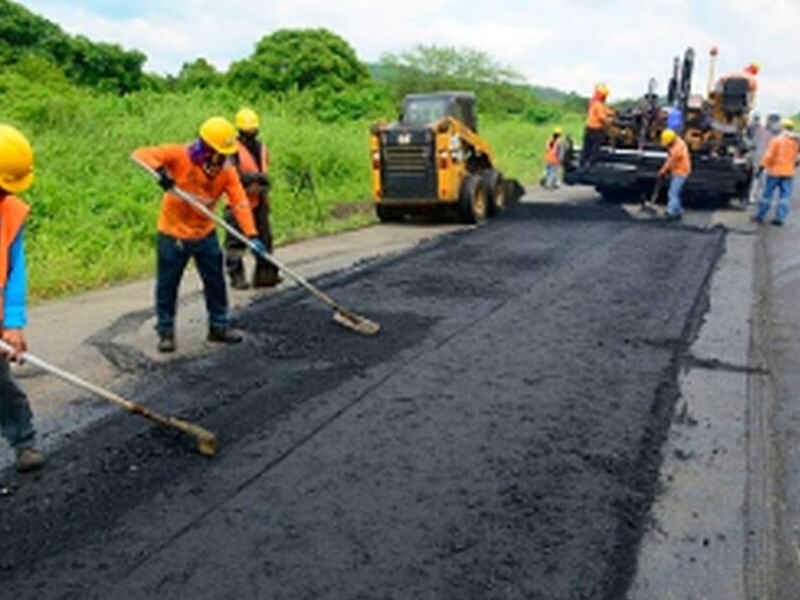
[19,0,800,115]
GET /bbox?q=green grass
[0,71,578,300]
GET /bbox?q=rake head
[333,308,381,336]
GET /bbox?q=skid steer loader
[369,91,519,223]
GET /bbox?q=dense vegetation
[0,0,584,299]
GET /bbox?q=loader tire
[458,174,487,224]
[483,169,506,216]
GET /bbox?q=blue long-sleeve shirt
[4,226,27,329]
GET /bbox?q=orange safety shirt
[545,138,561,166]
[586,101,612,129]
[133,144,256,240]
[761,133,800,177]
[663,137,692,177]
[0,195,29,324]
[236,140,269,209]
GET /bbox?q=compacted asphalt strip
[0,196,728,598]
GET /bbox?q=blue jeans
[545,164,559,188]
[667,175,687,216]
[155,231,229,333]
[757,175,793,222]
[0,358,35,450]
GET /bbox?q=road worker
[225,108,280,289]
[588,82,607,109]
[718,62,760,108]
[657,128,692,219]
[0,124,45,472]
[542,126,563,189]
[580,85,613,166]
[754,118,799,226]
[132,117,266,353]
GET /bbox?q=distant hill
[0,0,146,92]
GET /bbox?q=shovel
[132,158,380,336]
[0,340,217,456]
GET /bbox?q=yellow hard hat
[0,124,34,193]
[781,118,795,130]
[749,61,761,74]
[554,126,563,135]
[661,129,677,146]
[597,84,610,98]
[235,108,260,131]
[199,116,238,155]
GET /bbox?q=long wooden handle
[0,339,218,455]
[132,157,342,310]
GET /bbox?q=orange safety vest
[586,101,612,129]
[664,137,692,177]
[236,139,269,209]
[132,144,257,240]
[0,195,30,324]
[761,133,799,177]
[545,138,561,166]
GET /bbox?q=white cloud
[18,0,800,114]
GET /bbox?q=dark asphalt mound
[0,202,725,599]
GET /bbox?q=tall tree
[227,28,369,94]
[0,0,145,93]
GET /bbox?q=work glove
[156,167,174,191]
[249,237,267,257]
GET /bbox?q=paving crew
[542,126,563,189]
[754,118,799,226]
[225,108,280,289]
[657,128,692,220]
[0,124,45,473]
[580,85,613,166]
[132,117,266,353]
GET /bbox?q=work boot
[157,332,176,353]
[252,264,282,288]
[15,447,45,473]
[771,219,784,226]
[229,269,249,290]
[207,326,244,344]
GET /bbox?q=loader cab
[400,92,478,132]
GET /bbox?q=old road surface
[0,186,782,599]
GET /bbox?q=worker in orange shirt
[580,85,613,166]
[132,117,265,353]
[588,82,607,109]
[225,108,280,289]
[755,119,799,226]
[542,126,563,189]
[657,129,692,220]
[0,124,45,472]
[718,62,760,107]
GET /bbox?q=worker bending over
[755,118,799,226]
[0,124,45,472]
[226,108,280,289]
[132,117,266,353]
[581,85,613,166]
[657,129,692,220]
